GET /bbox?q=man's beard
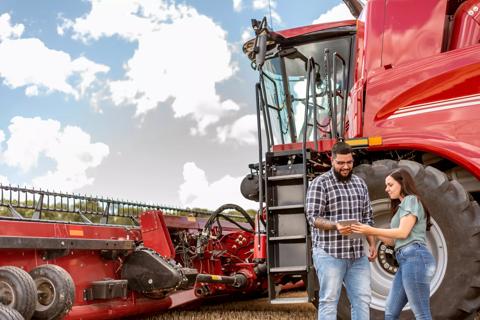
[334,168,352,182]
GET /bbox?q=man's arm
[305,178,326,229]
[313,217,337,230]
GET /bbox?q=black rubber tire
[0,266,36,320]
[0,304,24,320]
[336,160,480,319]
[29,265,75,320]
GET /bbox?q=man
[306,141,377,320]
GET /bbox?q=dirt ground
[141,295,480,320]
[143,292,315,320]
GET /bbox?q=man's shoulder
[312,170,333,184]
[351,174,367,186]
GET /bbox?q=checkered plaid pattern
[306,169,374,259]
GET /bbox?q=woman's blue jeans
[385,242,436,320]
[313,247,371,320]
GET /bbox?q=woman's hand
[351,223,373,235]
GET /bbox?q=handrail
[333,52,347,140]
[259,73,273,150]
[324,49,337,139]
[261,71,285,145]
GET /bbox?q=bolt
[473,6,479,12]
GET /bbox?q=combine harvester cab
[0,186,265,319]
[242,0,480,318]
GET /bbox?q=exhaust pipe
[342,0,364,18]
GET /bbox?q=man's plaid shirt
[306,169,374,259]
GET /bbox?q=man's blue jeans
[312,247,371,320]
[385,242,436,320]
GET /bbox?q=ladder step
[269,235,306,242]
[269,204,304,211]
[270,297,309,304]
[270,266,307,273]
[268,174,303,181]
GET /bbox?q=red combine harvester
[0,186,267,319]
[241,0,480,318]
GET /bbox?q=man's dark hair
[331,141,352,159]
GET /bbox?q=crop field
[141,293,480,320]
[143,292,316,320]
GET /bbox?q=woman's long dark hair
[388,169,432,231]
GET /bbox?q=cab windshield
[260,36,354,146]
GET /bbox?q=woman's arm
[376,236,394,246]
[351,214,417,239]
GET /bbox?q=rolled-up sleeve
[306,177,326,229]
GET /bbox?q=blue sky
[0,0,353,210]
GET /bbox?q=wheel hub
[35,277,56,311]
[377,243,398,275]
[0,280,15,306]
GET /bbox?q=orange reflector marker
[368,136,383,146]
[69,228,84,236]
[187,216,196,222]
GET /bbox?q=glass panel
[261,36,352,145]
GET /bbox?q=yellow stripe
[187,216,196,222]
[345,138,368,147]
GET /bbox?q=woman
[351,168,436,320]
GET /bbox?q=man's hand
[336,223,352,235]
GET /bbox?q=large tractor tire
[337,160,480,319]
[29,265,75,320]
[0,266,36,320]
[0,304,24,320]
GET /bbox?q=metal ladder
[264,150,316,304]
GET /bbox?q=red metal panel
[64,290,201,320]
[381,0,446,68]
[363,43,480,177]
[140,210,175,258]
[0,219,141,241]
[274,20,356,39]
[449,0,480,50]
[362,0,387,76]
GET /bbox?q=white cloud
[61,0,239,134]
[233,0,243,12]
[2,117,109,191]
[313,3,354,24]
[0,130,4,157]
[252,0,269,10]
[0,13,24,42]
[241,28,253,43]
[217,114,257,145]
[0,38,109,99]
[179,162,256,210]
[0,175,9,185]
[252,0,281,23]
